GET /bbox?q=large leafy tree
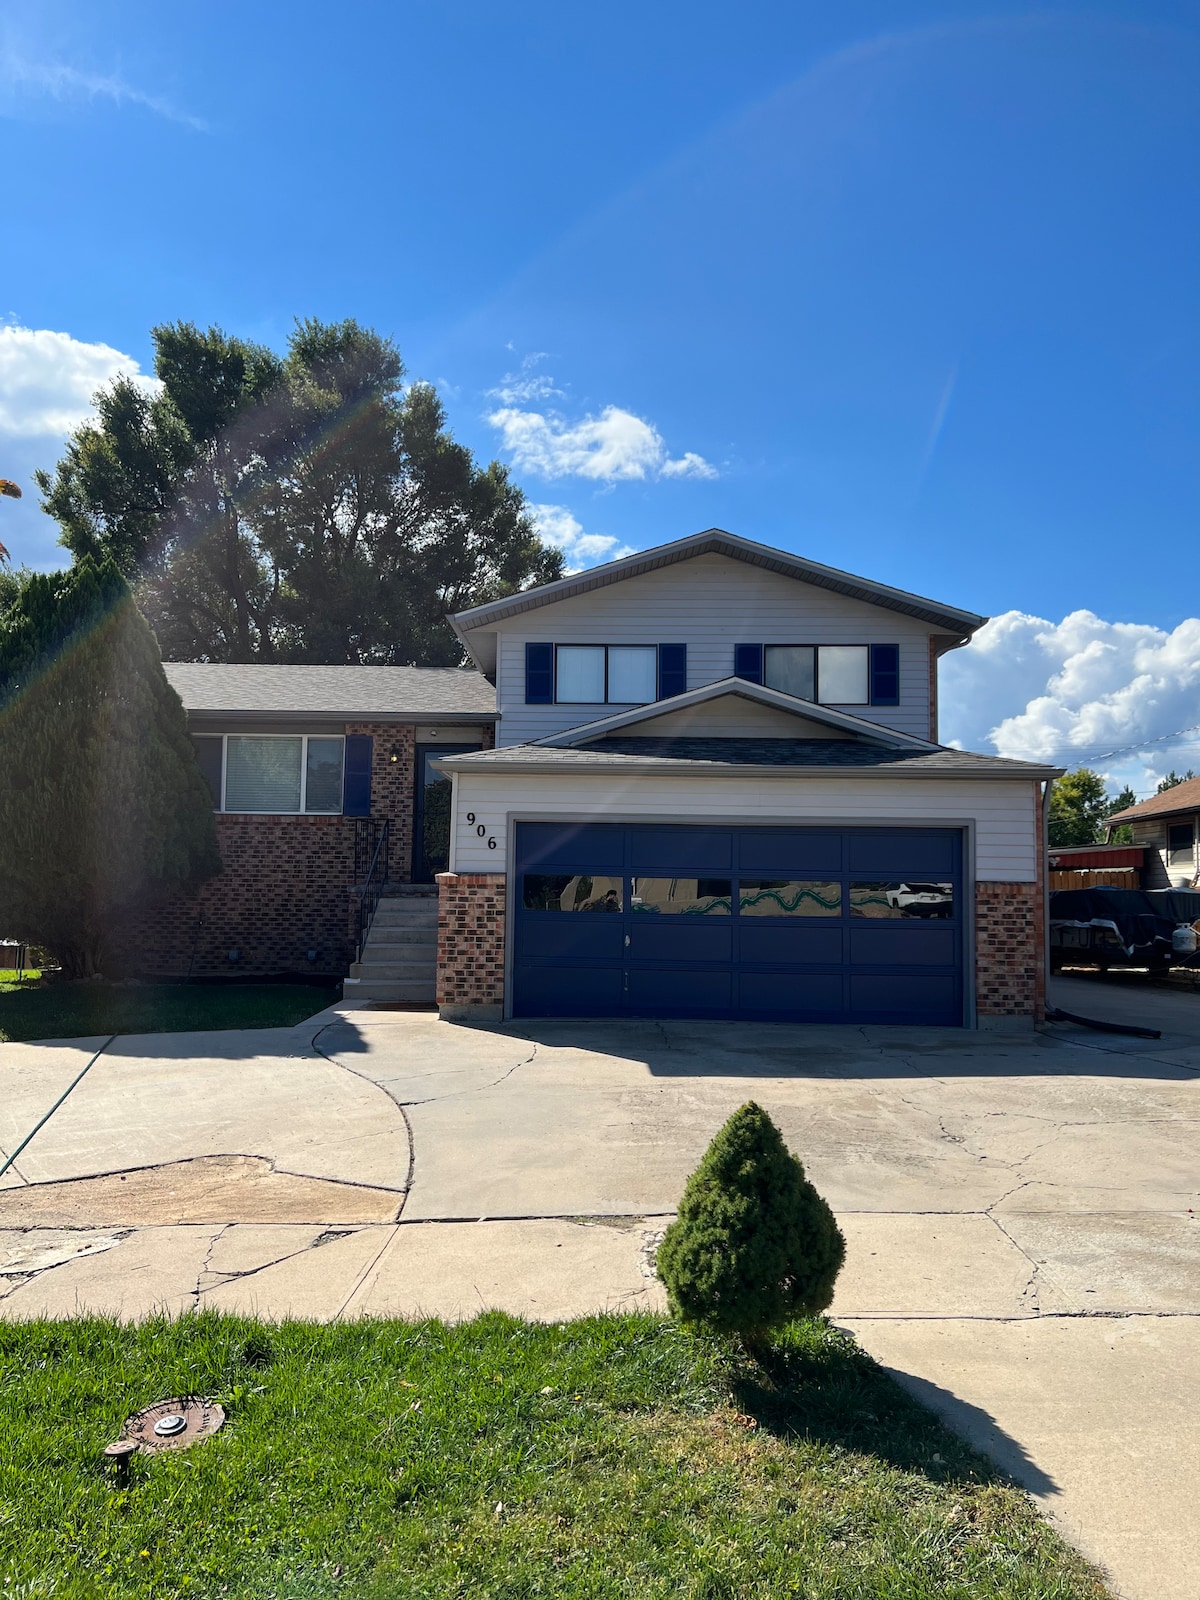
[1048,767,1112,847]
[37,320,563,663]
[0,559,221,977]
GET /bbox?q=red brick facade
[975,881,1043,1021]
[435,871,506,1012]
[110,720,419,979]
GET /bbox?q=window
[818,646,869,704]
[203,735,346,813]
[554,644,659,705]
[763,646,815,699]
[556,646,606,703]
[850,881,955,919]
[190,736,223,808]
[523,875,623,912]
[1168,823,1195,865]
[607,646,658,703]
[631,878,732,915]
[739,881,841,916]
[740,642,896,706]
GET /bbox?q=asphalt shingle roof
[1107,775,1200,825]
[441,736,1053,776]
[164,663,496,718]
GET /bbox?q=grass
[0,1312,1110,1599]
[0,979,338,1042]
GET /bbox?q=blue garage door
[513,823,964,1025]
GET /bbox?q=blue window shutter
[657,643,687,699]
[525,642,554,704]
[870,644,900,706]
[734,643,763,684]
[343,734,373,816]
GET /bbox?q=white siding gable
[490,553,935,745]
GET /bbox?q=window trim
[553,643,660,706]
[191,732,347,815]
[745,642,894,707]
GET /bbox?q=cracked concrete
[1,977,1198,1597]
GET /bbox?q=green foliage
[656,1102,846,1345]
[0,559,221,977]
[0,981,336,1042]
[37,318,564,664]
[1048,767,1112,847]
[1157,769,1195,793]
[1103,784,1138,844]
[0,1313,1109,1599]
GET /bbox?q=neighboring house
[111,664,495,982]
[434,529,1060,1028]
[1106,779,1200,889]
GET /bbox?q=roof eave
[435,753,1061,779]
[451,529,988,636]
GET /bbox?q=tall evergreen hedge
[0,558,220,977]
[656,1102,845,1348]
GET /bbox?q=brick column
[975,882,1041,1024]
[435,871,506,1021]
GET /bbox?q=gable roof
[1107,776,1200,826]
[450,529,987,659]
[434,741,1059,779]
[533,677,939,751]
[164,663,495,724]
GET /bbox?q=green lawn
[0,1312,1108,1599]
[0,978,338,1041]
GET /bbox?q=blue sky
[2,0,1198,785]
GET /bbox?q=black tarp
[1049,887,1177,965]
[1145,889,1200,924]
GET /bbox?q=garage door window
[739,880,841,916]
[850,881,955,919]
[631,878,732,915]
[523,874,624,912]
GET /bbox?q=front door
[413,745,481,882]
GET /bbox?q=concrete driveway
[2,974,1198,1600]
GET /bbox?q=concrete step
[363,931,438,949]
[343,976,436,1004]
[371,908,441,934]
[356,958,437,981]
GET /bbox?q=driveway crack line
[0,1034,118,1182]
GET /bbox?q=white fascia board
[434,753,1058,780]
[449,528,988,635]
[533,677,939,751]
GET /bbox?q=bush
[656,1101,845,1348]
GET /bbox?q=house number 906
[464,813,498,850]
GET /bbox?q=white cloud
[0,325,158,437]
[527,503,636,572]
[487,352,560,406]
[489,402,716,484]
[0,50,205,130]
[940,609,1200,790]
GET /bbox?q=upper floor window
[525,643,687,705]
[736,643,899,707]
[190,734,347,813]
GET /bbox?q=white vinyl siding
[450,770,1039,881]
[495,554,935,745]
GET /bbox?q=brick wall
[435,871,506,1011]
[110,720,417,979]
[975,881,1043,1020]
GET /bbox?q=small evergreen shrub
[656,1101,845,1347]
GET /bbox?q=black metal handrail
[353,817,390,964]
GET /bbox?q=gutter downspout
[1039,775,1054,1024]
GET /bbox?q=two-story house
[433,529,1059,1028]
[120,529,1057,1029]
